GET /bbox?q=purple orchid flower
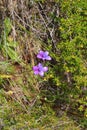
[33,63,48,76]
[37,50,51,61]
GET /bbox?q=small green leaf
[4,18,12,36]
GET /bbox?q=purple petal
[43,67,48,72]
[37,54,42,59]
[38,63,43,68]
[39,71,44,76]
[33,66,39,75]
[37,63,43,71]
[37,51,44,59]
[42,57,46,60]
[33,66,38,71]
[34,71,39,75]
[44,51,49,56]
[46,56,51,60]
[39,50,44,54]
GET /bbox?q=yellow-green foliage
[43,0,87,128]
